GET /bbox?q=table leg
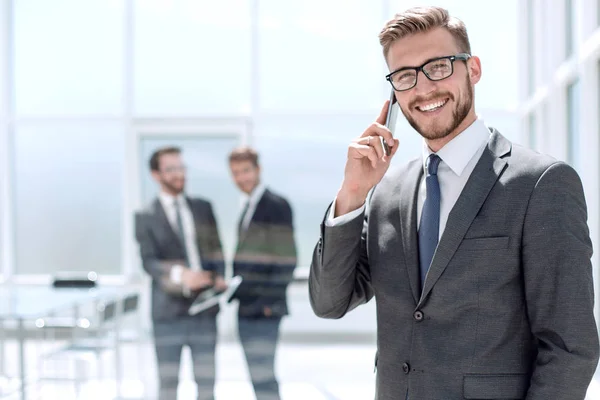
[18,318,25,400]
[0,318,5,377]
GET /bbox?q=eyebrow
[389,55,449,75]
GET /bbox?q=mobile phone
[382,89,398,156]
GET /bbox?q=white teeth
[419,100,447,112]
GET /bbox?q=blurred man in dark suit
[135,146,226,400]
[228,146,297,400]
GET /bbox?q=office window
[527,0,535,95]
[258,0,384,112]
[13,122,124,274]
[133,0,251,116]
[14,0,124,116]
[565,0,577,58]
[567,79,581,171]
[528,113,537,150]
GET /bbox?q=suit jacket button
[413,310,424,321]
[402,362,410,374]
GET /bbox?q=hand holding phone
[334,94,400,216]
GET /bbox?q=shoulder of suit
[186,196,213,208]
[506,143,573,182]
[135,200,158,218]
[263,189,291,207]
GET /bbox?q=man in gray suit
[135,146,227,400]
[309,6,599,400]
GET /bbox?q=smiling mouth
[416,98,449,112]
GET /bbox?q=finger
[355,135,384,159]
[361,122,395,149]
[389,138,400,157]
[349,143,379,168]
[375,99,390,126]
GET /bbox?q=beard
[160,178,184,194]
[401,75,473,141]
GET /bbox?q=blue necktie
[418,154,441,288]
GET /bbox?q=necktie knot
[426,154,441,176]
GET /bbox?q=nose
[413,70,436,96]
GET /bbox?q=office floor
[0,338,377,400]
[2,338,600,399]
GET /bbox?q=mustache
[409,92,454,109]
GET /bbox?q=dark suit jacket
[233,188,297,318]
[135,197,225,321]
[309,130,599,399]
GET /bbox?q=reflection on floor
[2,339,600,399]
[1,340,377,400]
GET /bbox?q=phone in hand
[382,89,398,156]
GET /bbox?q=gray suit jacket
[135,197,225,321]
[309,130,599,399]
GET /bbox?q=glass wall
[14,0,124,116]
[528,113,537,150]
[14,122,124,274]
[12,0,126,275]
[567,79,581,172]
[2,0,521,280]
[565,0,578,58]
[528,0,536,95]
[133,0,252,115]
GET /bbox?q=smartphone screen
[382,89,398,156]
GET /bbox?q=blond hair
[379,6,471,58]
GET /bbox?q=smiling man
[308,6,599,400]
[228,146,297,400]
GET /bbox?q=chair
[37,299,122,397]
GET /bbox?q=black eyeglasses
[385,53,471,92]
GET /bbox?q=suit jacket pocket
[459,236,509,251]
[463,373,529,399]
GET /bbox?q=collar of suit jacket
[421,117,491,177]
[241,183,267,207]
[158,191,185,208]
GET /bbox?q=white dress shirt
[327,118,491,240]
[158,192,203,287]
[240,183,267,231]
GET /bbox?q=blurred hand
[335,100,400,217]
[182,269,213,290]
[214,276,228,291]
[264,307,272,317]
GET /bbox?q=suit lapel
[419,131,510,304]
[153,198,185,251]
[188,198,207,263]
[237,189,268,249]
[398,159,424,304]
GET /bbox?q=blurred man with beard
[135,146,226,400]
[308,6,599,400]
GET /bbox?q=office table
[0,285,137,400]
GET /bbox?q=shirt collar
[159,191,185,208]
[422,117,491,176]
[243,183,267,205]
